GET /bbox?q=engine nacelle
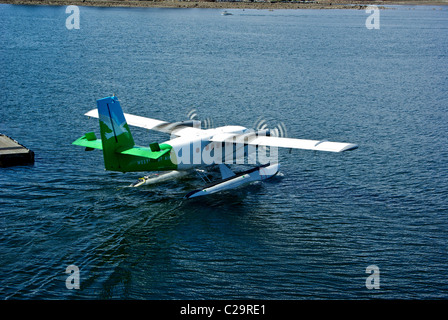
[172,120,202,129]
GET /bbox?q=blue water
[1,4,447,300]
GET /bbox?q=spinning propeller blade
[187,107,214,130]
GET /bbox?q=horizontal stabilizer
[72,133,103,150]
[73,133,172,160]
[119,145,171,160]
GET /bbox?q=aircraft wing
[249,136,358,152]
[84,109,357,152]
[211,135,358,152]
[84,109,203,137]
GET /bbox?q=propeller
[272,121,288,138]
[253,117,288,138]
[187,107,214,130]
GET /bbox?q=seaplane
[72,95,358,199]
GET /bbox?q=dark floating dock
[0,134,34,167]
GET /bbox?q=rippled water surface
[1,4,447,299]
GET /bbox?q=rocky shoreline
[1,0,447,10]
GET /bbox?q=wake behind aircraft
[73,96,357,199]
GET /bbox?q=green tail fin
[73,96,177,173]
[97,96,134,171]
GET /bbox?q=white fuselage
[164,125,251,170]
